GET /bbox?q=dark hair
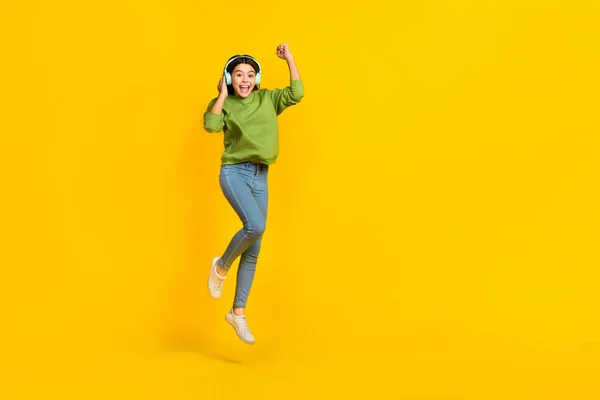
[225,55,261,96]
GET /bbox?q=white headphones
[224,55,262,86]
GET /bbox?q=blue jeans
[218,161,269,309]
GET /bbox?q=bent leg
[233,164,269,309]
[218,164,266,271]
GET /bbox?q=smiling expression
[231,63,256,98]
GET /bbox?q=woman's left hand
[276,44,293,61]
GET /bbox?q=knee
[244,219,266,239]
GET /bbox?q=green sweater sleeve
[203,99,225,133]
[268,79,304,115]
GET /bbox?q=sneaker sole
[225,313,255,345]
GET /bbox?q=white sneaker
[207,257,226,299]
[225,309,255,345]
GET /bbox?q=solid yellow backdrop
[1,0,599,398]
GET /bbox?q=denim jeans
[218,161,269,309]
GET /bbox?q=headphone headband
[224,55,261,73]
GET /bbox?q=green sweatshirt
[203,79,304,165]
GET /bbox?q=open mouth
[239,85,251,94]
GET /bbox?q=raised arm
[277,43,300,80]
[270,44,304,115]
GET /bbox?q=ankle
[232,307,245,316]
[216,261,227,277]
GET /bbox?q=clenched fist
[276,44,293,61]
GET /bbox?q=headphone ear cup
[225,72,231,85]
[255,72,261,86]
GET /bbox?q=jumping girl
[203,44,304,344]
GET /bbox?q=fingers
[218,74,227,93]
[276,44,289,58]
[275,44,291,61]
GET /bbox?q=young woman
[203,44,304,344]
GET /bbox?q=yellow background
[1,0,599,398]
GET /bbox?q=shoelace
[212,265,225,289]
[237,315,249,335]
[211,278,224,292]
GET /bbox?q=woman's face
[231,63,256,98]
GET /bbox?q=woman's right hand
[218,74,228,97]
